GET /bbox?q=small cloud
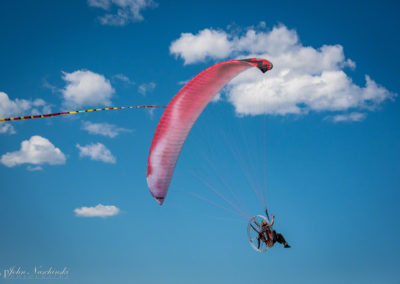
[76,142,116,163]
[27,165,43,171]
[61,70,114,109]
[178,80,189,85]
[74,204,120,218]
[88,0,157,26]
[0,92,51,118]
[1,136,66,168]
[170,29,232,65]
[147,107,155,118]
[88,0,110,9]
[82,121,131,138]
[138,82,156,96]
[42,78,59,94]
[329,112,367,123]
[258,21,267,28]
[0,123,16,135]
[113,74,135,85]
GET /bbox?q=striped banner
[0,106,166,122]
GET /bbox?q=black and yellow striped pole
[0,106,166,122]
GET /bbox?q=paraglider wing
[147,58,273,205]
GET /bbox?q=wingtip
[150,193,165,205]
[238,58,273,73]
[155,197,165,205]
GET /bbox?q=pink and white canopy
[147,58,273,205]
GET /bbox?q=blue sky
[0,0,399,283]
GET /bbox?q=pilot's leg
[275,231,291,248]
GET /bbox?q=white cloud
[61,70,114,108]
[0,123,16,135]
[88,0,157,26]
[178,80,189,85]
[329,112,367,123]
[88,0,110,9]
[146,107,156,119]
[42,78,59,94]
[1,136,66,168]
[170,29,232,65]
[27,165,43,171]
[138,82,156,95]
[0,92,51,118]
[170,24,396,118]
[113,74,135,85]
[82,121,131,138]
[76,142,116,163]
[74,204,120,218]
